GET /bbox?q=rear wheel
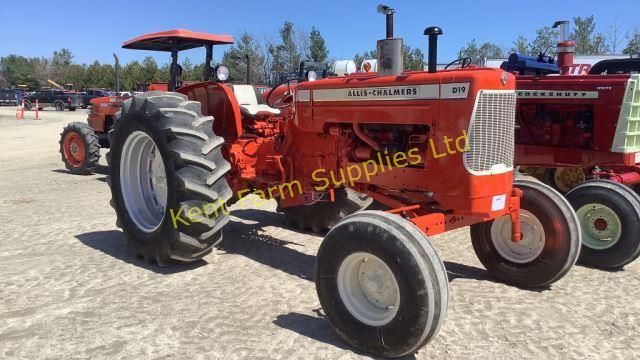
[566,180,640,269]
[107,91,233,264]
[546,167,586,193]
[59,122,100,175]
[69,107,76,111]
[471,178,581,288]
[316,211,448,358]
[280,188,373,233]
[55,102,65,111]
[23,101,31,111]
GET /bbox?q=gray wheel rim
[120,131,168,233]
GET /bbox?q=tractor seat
[232,85,281,117]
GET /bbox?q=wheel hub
[576,203,621,250]
[120,131,168,233]
[337,252,400,326]
[490,210,545,263]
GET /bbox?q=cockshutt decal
[517,90,599,98]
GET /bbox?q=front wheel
[69,107,77,111]
[316,211,448,358]
[107,91,233,265]
[23,101,32,111]
[566,180,640,269]
[55,102,65,111]
[59,122,100,174]
[471,178,581,288]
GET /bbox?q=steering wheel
[444,57,473,70]
[265,78,296,109]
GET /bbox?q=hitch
[509,188,523,242]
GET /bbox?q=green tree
[121,61,144,91]
[309,27,328,63]
[458,40,504,65]
[141,56,159,83]
[67,64,87,89]
[50,48,74,83]
[623,27,640,55]
[222,32,266,84]
[353,50,377,69]
[85,61,115,88]
[0,55,38,88]
[403,45,424,71]
[530,26,558,54]
[571,16,610,55]
[269,21,301,78]
[511,35,530,54]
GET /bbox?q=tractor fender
[177,81,243,144]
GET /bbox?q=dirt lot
[0,106,639,359]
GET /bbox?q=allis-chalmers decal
[309,83,470,102]
[517,90,599,99]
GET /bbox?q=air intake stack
[424,26,443,73]
[553,20,575,76]
[376,4,403,76]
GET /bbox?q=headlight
[215,65,230,82]
[306,70,317,81]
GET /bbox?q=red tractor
[104,7,580,358]
[499,20,640,270]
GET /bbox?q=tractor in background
[58,36,232,175]
[104,5,581,357]
[500,20,640,269]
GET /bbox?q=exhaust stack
[424,26,443,73]
[553,20,575,76]
[376,4,403,76]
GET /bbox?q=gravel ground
[0,106,639,359]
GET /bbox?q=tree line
[2,17,639,90]
[459,16,640,64]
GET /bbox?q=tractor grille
[463,90,516,175]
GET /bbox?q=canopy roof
[122,29,233,51]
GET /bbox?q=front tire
[107,91,233,264]
[69,107,77,111]
[55,102,65,111]
[59,122,100,175]
[23,100,32,111]
[471,178,581,288]
[565,180,640,269]
[316,211,448,358]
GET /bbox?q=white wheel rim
[120,131,168,233]
[337,252,400,326]
[490,210,545,263]
[575,203,622,250]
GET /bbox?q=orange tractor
[104,7,580,358]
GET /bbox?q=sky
[1,0,636,66]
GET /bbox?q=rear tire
[59,122,100,175]
[69,107,76,111]
[23,101,31,111]
[280,188,373,233]
[471,178,581,288]
[107,91,233,265]
[316,211,448,358]
[566,180,640,269]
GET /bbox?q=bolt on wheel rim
[576,203,621,250]
[337,252,400,326]
[490,209,545,263]
[63,132,85,167]
[120,131,168,233]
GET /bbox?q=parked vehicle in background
[23,90,83,111]
[81,89,111,108]
[0,89,22,106]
